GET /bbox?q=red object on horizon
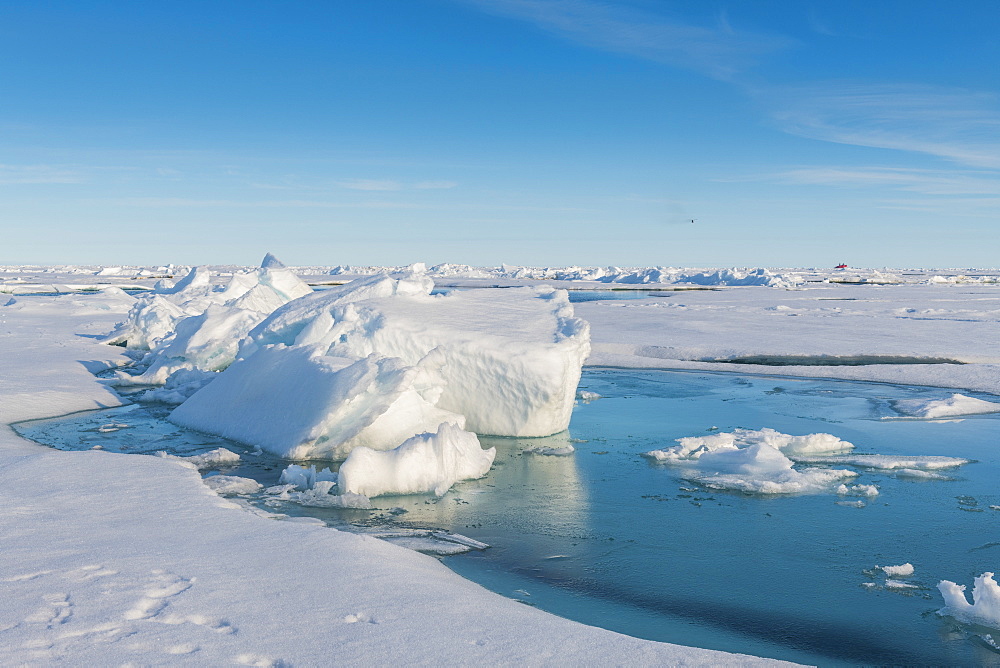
[835,263,848,269]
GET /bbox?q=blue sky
[1,0,998,268]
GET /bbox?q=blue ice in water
[14,369,1000,666]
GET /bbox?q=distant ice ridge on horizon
[105,255,590,498]
[327,263,805,288]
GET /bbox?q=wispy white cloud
[336,178,458,192]
[0,164,83,184]
[461,0,795,80]
[413,180,458,190]
[92,197,431,210]
[336,179,404,191]
[765,83,1000,168]
[765,166,1000,196]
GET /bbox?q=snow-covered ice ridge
[104,257,590,498]
[4,262,1000,294]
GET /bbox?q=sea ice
[682,443,857,495]
[893,393,1000,419]
[837,483,879,497]
[158,448,241,470]
[644,427,854,462]
[170,347,464,460]
[278,463,338,490]
[643,429,859,495]
[337,422,495,497]
[881,563,915,577]
[243,271,591,437]
[938,572,1000,629]
[203,475,263,496]
[794,454,969,470]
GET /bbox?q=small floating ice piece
[893,393,1000,419]
[576,390,601,402]
[645,427,854,462]
[881,563,915,577]
[289,481,371,509]
[97,423,129,433]
[160,448,241,470]
[886,579,919,590]
[837,483,879,497]
[938,572,1000,628]
[278,464,337,490]
[682,443,857,495]
[894,468,951,480]
[337,422,495,498]
[430,532,490,550]
[203,475,262,496]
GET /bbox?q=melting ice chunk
[338,422,495,497]
[939,572,1000,629]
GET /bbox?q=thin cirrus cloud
[768,166,1000,196]
[765,83,1000,169]
[0,164,83,184]
[460,0,795,80]
[335,179,459,192]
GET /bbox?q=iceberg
[243,271,590,437]
[169,347,464,460]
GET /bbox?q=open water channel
[15,368,1000,666]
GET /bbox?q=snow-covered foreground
[0,291,776,665]
[3,261,1000,664]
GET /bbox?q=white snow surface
[574,280,1000,396]
[338,422,496,497]
[0,286,775,666]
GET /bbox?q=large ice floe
[643,428,859,494]
[105,256,590,498]
[643,427,970,495]
[892,393,1000,419]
